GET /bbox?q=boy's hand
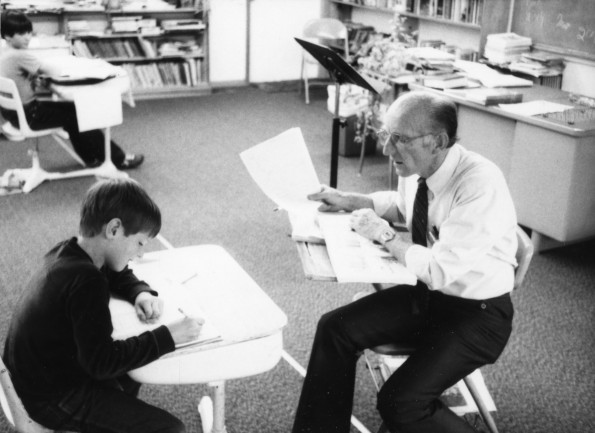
[134,292,163,324]
[167,317,205,345]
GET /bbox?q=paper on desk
[497,100,573,116]
[240,128,324,241]
[110,275,222,349]
[453,60,533,88]
[317,213,417,284]
[73,86,122,132]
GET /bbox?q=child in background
[3,179,203,433]
[0,10,144,169]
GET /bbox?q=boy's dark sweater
[3,237,175,407]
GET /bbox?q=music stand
[295,37,380,188]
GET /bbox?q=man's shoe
[117,154,144,170]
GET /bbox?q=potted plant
[353,12,418,148]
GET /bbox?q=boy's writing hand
[167,316,205,345]
[134,292,163,324]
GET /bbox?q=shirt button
[480,303,487,310]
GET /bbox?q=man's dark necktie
[412,177,428,246]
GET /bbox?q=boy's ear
[105,218,123,239]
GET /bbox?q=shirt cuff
[370,191,398,217]
[152,325,176,356]
[405,244,433,284]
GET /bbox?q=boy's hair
[79,179,161,238]
[1,11,33,39]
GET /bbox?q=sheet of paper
[317,213,417,285]
[497,100,573,116]
[74,86,122,132]
[240,128,321,215]
[110,273,221,349]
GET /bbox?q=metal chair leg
[463,376,499,433]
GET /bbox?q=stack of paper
[484,33,532,64]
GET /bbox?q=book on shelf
[445,87,523,105]
[161,19,205,31]
[423,72,467,89]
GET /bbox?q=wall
[248,0,322,83]
[209,0,248,85]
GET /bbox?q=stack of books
[508,52,564,77]
[445,87,523,105]
[423,72,467,89]
[406,46,456,74]
[484,33,532,65]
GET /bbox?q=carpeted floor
[0,86,594,433]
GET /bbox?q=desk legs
[198,381,227,433]
[91,127,129,180]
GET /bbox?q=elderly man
[292,91,518,433]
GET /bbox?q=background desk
[410,83,595,251]
[110,245,288,433]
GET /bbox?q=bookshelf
[325,0,511,56]
[23,3,211,100]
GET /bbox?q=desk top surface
[111,245,287,355]
[409,82,595,137]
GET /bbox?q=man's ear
[105,218,123,239]
[433,131,449,152]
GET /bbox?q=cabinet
[26,3,211,100]
[324,0,511,56]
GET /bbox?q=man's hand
[350,209,392,243]
[307,185,348,212]
[167,316,205,346]
[134,292,163,324]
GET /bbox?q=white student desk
[48,61,132,181]
[110,245,287,433]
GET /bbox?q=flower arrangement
[353,12,418,147]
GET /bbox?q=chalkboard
[511,0,595,60]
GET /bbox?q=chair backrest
[302,18,349,61]
[514,225,534,290]
[0,356,53,433]
[0,77,34,136]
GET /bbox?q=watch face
[381,229,396,244]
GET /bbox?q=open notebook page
[110,277,222,349]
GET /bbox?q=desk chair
[0,77,98,193]
[0,356,75,433]
[360,225,534,433]
[300,18,349,104]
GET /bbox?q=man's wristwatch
[378,228,396,246]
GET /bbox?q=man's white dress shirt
[371,143,518,300]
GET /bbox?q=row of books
[121,59,205,89]
[417,0,483,24]
[71,38,202,60]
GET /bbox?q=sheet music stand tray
[295,37,379,188]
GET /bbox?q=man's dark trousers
[292,282,513,433]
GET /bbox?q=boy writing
[3,179,202,433]
[0,10,143,169]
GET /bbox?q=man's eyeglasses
[375,129,436,145]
